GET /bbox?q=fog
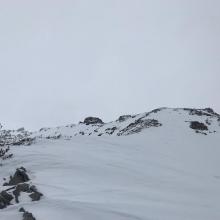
[0,0,219,130]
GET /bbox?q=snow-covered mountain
[34,107,220,138]
[1,108,220,220]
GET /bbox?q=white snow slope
[1,108,220,220]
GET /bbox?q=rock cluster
[105,126,118,135]
[184,108,220,117]
[4,167,30,186]
[118,118,162,136]
[0,167,43,210]
[0,126,40,219]
[0,128,34,147]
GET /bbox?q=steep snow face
[34,108,220,139]
[1,108,220,220]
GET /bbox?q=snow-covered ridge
[33,107,220,139]
[1,107,220,220]
[0,107,219,145]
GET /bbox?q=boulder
[8,167,30,185]
[19,207,26,213]
[23,211,36,220]
[83,117,104,125]
[190,121,208,131]
[118,115,131,122]
[29,191,43,201]
[0,191,13,209]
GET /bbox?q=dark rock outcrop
[0,191,13,209]
[190,121,208,131]
[19,208,36,220]
[184,108,219,117]
[105,127,117,135]
[1,168,43,208]
[83,117,104,125]
[19,207,26,212]
[118,118,162,136]
[23,212,36,220]
[28,185,43,201]
[29,191,43,201]
[13,183,32,203]
[7,167,30,186]
[117,115,131,122]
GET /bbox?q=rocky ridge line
[34,107,220,139]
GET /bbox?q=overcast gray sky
[0,0,219,130]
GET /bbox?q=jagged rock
[83,117,104,125]
[16,183,30,192]
[23,211,36,220]
[19,208,36,220]
[8,167,30,185]
[0,195,8,209]
[118,118,162,136]
[105,127,117,135]
[13,183,32,203]
[0,191,13,209]
[190,121,208,131]
[204,108,220,116]
[183,108,219,117]
[13,188,20,203]
[1,191,14,202]
[29,191,43,201]
[19,207,26,212]
[117,115,131,122]
[3,182,43,205]
[1,167,43,213]
[29,185,37,192]
[29,185,43,201]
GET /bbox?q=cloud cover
[0,0,219,130]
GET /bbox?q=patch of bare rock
[1,167,43,219]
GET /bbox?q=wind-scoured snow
[1,108,220,220]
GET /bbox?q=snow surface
[33,108,220,138]
[1,108,220,219]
